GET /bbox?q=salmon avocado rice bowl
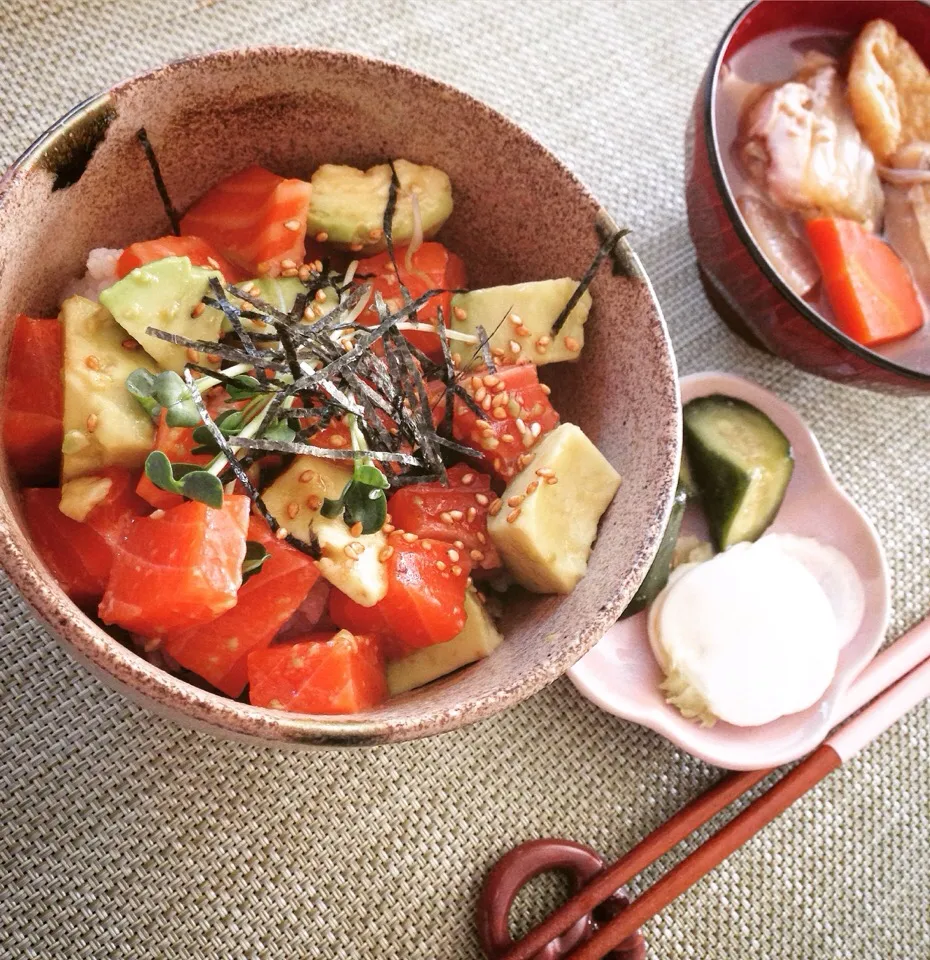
[5,132,625,716]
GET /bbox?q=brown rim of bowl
[704,0,930,385]
[0,46,679,745]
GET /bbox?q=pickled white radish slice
[766,534,865,650]
[647,536,863,727]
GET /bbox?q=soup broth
[715,24,930,373]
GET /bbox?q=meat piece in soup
[739,58,884,230]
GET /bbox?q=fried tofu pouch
[849,19,930,163]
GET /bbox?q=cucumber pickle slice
[683,394,793,550]
[622,483,688,618]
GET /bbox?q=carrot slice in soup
[247,630,387,714]
[116,236,244,283]
[2,316,63,484]
[806,217,925,346]
[180,166,312,277]
[163,516,319,697]
[99,495,249,636]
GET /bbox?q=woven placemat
[1,1,928,957]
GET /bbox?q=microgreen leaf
[129,370,203,427]
[144,449,177,492]
[262,418,297,444]
[321,477,387,534]
[354,463,389,489]
[344,482,387,534]
[226,374,264,401]
[318,410,392,534]
[178,471,224,508]
[144,450,224,508]
[152,371,201,427]
[163,400,201,428]
[320,492,344,519]
[126,368,161,420]
[241,540,271,584]
[153,371,188,406]
[191,409,248,455]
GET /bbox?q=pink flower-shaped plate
[568,372,890,770]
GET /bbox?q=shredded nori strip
[387,471,444,489]
[451,383,487,419]
[284,288,445,396]
[434,434,481,457]
[382,324,445,482]
[551,227,631,335]
[230,436,420,464]
[317,379,366,418]
[226,285,293,324]
[382,161,419,323]
[297,284,370,340]
[205,278,271,385]
[456,308,511,378]
[435,308,456,439]
[181,370,321,559]
[145,327,289,371]
[276,323,306,387]
[434,307,453,378]
[475,323,496,374]
[383,163,400,262]
[136,128,181,235]
[399,336,445,381]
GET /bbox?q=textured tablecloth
[1,1,929,957]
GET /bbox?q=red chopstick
[499,615,930,960]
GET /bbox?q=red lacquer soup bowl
[685,0,930,394]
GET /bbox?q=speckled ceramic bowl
[0,48,679,746]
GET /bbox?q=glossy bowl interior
[685,0,930,394]
[0,48,680,746]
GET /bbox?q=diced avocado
[58,474,113,522]
[306,159,453,253]
[236,278,339,358]
[99,256,224,373]
[60,296,158,482]
[247,277,308,313]
[245,277,339,317]
[621,485,687,618]
[682,394,793,550]
[262,454,388,607]
[450,279,591,365]
[386,589,502,695]
[488,423,621,593]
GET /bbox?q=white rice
[59,247,122,302]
